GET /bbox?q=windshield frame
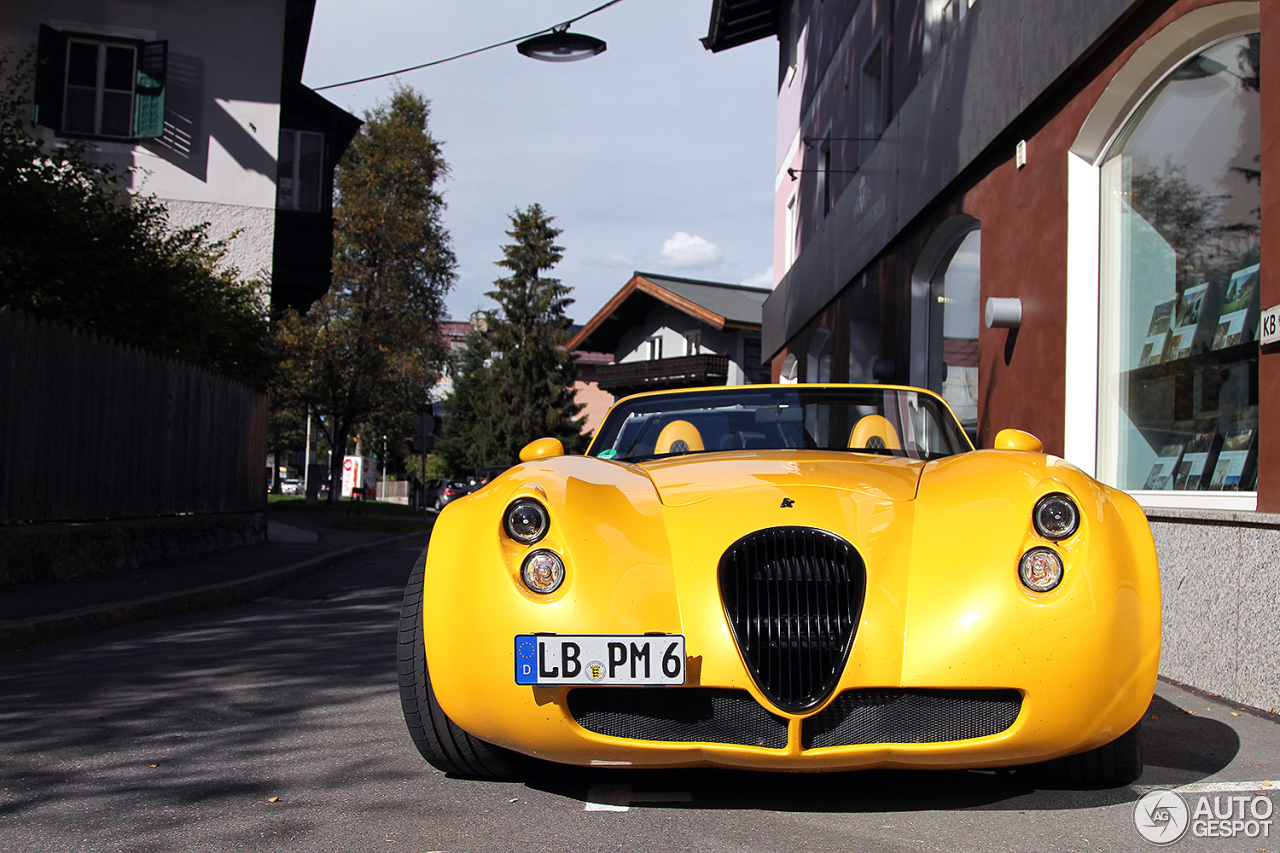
[586,384,974,464]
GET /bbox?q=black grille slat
[568,688,789,749]
[719,527,866,712]
[803,689,1023,749]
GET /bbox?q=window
[34,24,166,140]
[817,134,832,218]
[1098,33,1261,496]
[860,42,884,164]
[645,336,663,361]
[277,130,325,212]
[928,228,981,444]
[685,331,702,356]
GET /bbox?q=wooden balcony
[596,354,730,396]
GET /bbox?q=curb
[0,529,431,655]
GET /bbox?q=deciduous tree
[273,86,455,499]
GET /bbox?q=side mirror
[994,429,1044,452]
[519,437,565,462]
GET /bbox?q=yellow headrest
[655,419,705,455]
[848,414,902,451]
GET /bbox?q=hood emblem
[780,498,795,508]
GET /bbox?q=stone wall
[0,513,265,588]
[1148,508,1280,714]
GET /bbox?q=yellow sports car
[397,384,1160,785]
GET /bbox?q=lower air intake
[802,688,1023,749]
[567,688,789,749]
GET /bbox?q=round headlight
[504,498,549,544]
[521,550,565,594]
[1033,493,1079,540]
[1019,547,1064,592]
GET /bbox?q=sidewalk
[0,509,432,654]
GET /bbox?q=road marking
[1135,780,1276,794]
[584,784,692,812]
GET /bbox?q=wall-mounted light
[517,25,607,61]
[985,297,1023,329]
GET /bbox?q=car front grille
[802,688,1023,749]
[567,687,789,749]
[718,527,866,712]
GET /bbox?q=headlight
[504,498,549,544]
[1033,493,1079,540]
[1019,547,1064,592]
[521,550,565,594]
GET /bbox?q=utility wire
[314,0,626,90]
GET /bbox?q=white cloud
[659,232,722,269]
[741,266,774,289]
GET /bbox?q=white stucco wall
[2,0,286,282]
[614,305,752,385]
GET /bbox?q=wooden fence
[0,309,268,524]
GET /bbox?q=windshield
[588,386,973,463]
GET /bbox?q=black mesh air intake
[568,688,789,748]
[802,688,1023,749]
[718,527,865,712]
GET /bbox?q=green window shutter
[133,39,167,139]
[33,24,67,132]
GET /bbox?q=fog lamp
[1019,547,1064,592]
[1033,493,1079,540]
[504,498,549,544]
[521,550,565,594]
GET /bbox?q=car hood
[637,450,925,506]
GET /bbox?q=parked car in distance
[280,478,304,496]
[398,384,1161,785]
[434,480,472,511]
[420,478,446,509]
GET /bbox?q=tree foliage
[437,205,586,473]
[0,52,270,388]
[272,86,455,498]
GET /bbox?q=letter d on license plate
[515,634,685,686]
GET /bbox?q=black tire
[397,551,526,778]
[1029,721,1143,788]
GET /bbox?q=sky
[302,0,779,325]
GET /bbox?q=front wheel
[396,551,525,778]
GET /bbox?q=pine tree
[484,205,588,458]
[439,205,586,471]
[435,325,507,474]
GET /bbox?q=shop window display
[1100,33,1261,494]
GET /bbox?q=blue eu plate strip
[514,634,538,685]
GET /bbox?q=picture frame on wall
[1212,263,1260,350]
[1175,427,1222,491]
[1139,295,1177,367]
[1143,443,1185,490]
[1208,420,1257,491]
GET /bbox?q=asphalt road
[1,543,1276,853]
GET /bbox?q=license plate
[515,634,685,686]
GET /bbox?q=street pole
[381,434,387,501]
[303,410,312,497]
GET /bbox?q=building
[568,271,773,398]
[705,0,1276,712]
[3,0,359,312]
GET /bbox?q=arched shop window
[1098,32,1261,495]
[930,229,981,444]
